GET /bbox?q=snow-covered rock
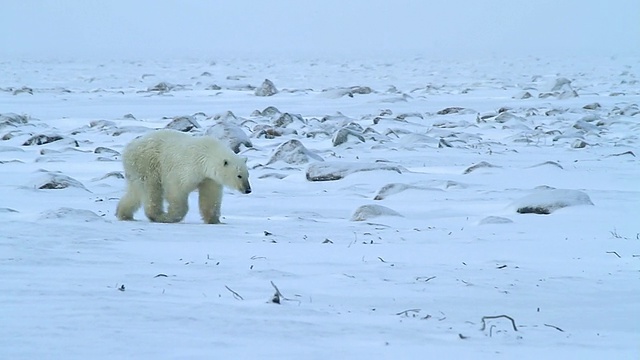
[306,162,406,181]
[511,188,594,214]
[350,204,402,221]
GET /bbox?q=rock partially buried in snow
[479,216,514,225]
[165,116,201,132]
[463,161,500,174]
[273,113,304,128]
[332,127,365,146]
[571,139,589,149]
[350,204,402,221]
[92,171,125,182]
[94,147,120,156]
[0,113,30,128]
[255,79,278,97]
[437,107,475,115]
[206,122,252,153]
[147,82,181,93]
[306,162,406,182]
[23,134,77,147]
[40,207,104,222]
[267,139,323,165]
[512,188,594,215]
[374,183,443,200]
[30,170,89,191]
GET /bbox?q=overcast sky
[2,0,639,60]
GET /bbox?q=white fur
[116,129,251,224]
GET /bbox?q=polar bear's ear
[223,160,229,166]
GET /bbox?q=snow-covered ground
[1,56,638,359]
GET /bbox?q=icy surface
[0,56,639,359]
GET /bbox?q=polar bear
[115,129,251,224]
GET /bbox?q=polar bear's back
[122,129,232,181]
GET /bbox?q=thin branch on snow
[544,323,565,332]
[481,315,518,332]
[225,285,244,300]
[606,251,621,258]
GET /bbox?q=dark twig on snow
[606,251,621,258]
[481,315,518,332]
[225,285,244,300]
[270,281,301,305]
[270,281,283,304]
[544,323,565,332]
[396,309,421,317]
[416,276,436,282]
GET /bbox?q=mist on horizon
[2,0,639,61]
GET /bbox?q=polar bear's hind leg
[116,181,143,220]
[143,180,167,222]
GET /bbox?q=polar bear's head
[221,157,251,194]
[200,136,252,194]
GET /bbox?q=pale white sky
[2,0,639,60]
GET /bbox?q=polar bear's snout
[242,181,252,194]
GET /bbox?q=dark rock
[438,138,453,148]
[0,113,30,128]
[571,139,589,148]
[22,134,67,146]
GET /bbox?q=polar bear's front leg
[198,178,223,224]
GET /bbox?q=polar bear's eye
[223,160,229,166]
[237,175,243,179]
